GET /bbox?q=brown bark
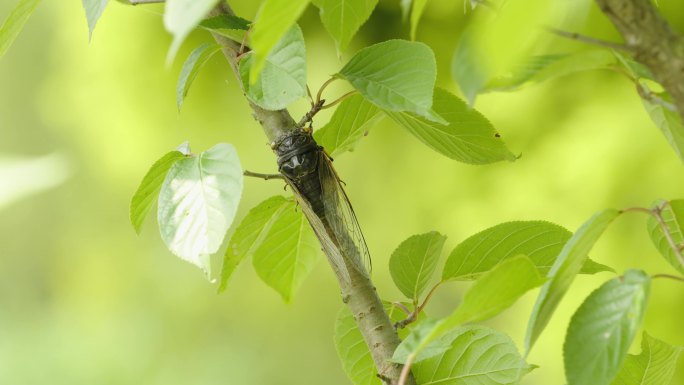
[595,0,684,122]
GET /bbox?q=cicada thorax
[274,130,327,217]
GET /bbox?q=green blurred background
[1,0,684,384]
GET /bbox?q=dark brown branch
[208,2,413,384]
[595,0,684,123]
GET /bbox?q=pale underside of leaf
[157,143,243,275]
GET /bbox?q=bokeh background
[2,0,684,384]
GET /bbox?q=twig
[392,302,412,315]
[395,282,443,329]
[243,170,284,180]
[619,206,652,215]
[652,274,684,283]
[129,0,165,4]
[545,26,634,52]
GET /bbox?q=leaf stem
[395,282,443,329]
[652,273,684,283]
[398,354,416,385]
[316,77,338,105]
[320,91,358,110]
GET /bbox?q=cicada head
[274,131,321,179]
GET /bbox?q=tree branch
[208,2,413,384]
[594,0,684,123]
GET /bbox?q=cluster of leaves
[332,202,684,385]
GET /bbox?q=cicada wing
[283,177,351,286]
[317,152,372,277]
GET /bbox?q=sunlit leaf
[157,143,243,275]
[641,93,684,164]
[240,25,306,110]
[82,0,108,40]
[394,256,545,363]
[313,0,378,54]
[564,270,650,385]
[334,303,409,385]
[485,50,617,92]
[337,39,445,124]
[442,220,614,281]
[252,202,321,302]
[0,0,41,59]
[451,0,554,105]
[385,87,516,164]
[646,199,684,275]
[525,209,620,352]
[409,0,427,41]
[177,43,222,110]
[199,14,250,31]
[389,231,446,301]
[412,325,535,385]
[130,150,187,235]
[249,0,310,84]
[612,332,682,385]
[313,94,382,157]
[0,153,71,211]
[219,196,290,292]
[163,0,220,63]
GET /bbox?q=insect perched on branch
[272,129,371,286]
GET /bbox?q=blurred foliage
[1,0,684,384]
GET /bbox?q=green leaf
[389,231,446,301]
[163,0,220,63]
[313,94,382,157]
[412,325,535,385]
[451,30,487,106]
[176,43,222,110]
[252,202,321,302]
[219,196,290,292]
[130,151,187,235]
[612,332,682,385]
[484,54,567,91]
[485,50,617,92]
[313,0,378,54]
[525,209,620,352]
[443,255,545,326]
[385,87,516,164]
[334,303,409,385]
[394,256,545,363]
[641,93,684,164]
[82,0,108,40]
[157,143,244,275]
[337,39,445,124]
[240,25,307,110]
[564,270,651,385]
[442,220,614,281]
[409,0,427,41]
[199,14,250,31]
[0,0,41,59]
[249,0,310,84]
[399,0,411,21]
[647,199,684,275]
[450,0,555,105]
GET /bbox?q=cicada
[272,129,371,285]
